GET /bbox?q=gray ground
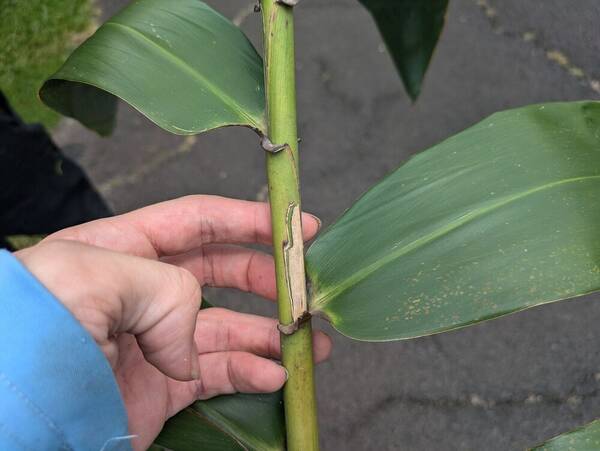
[52,1,600,449]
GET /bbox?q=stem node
[278,312,312,335]
[276,0,301,6]
[260,135,289,153]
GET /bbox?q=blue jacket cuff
[0,249,131,450]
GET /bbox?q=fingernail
[308,214,322,232]
[284,368,290,382]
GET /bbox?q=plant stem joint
[260,135,289,153]
[276,0,300,6]
[278,311,312,335]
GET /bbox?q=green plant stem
[260,1,319,450]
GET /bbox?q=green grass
[0,0,96,127]
[5,235,46,250]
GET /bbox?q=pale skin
[15,195,332,450]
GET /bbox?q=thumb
[117,258,202,381]
[17,240,201,381]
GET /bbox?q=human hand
[15,195,331,450]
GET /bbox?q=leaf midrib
[195,402,281,451]
[104,21,263,131]
[310,174,600,310]
[183,408,248,451]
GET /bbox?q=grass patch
[0,0,97,128]
[5,235,46,250]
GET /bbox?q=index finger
[46,195,321,258]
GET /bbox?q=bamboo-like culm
[260,1,320,450]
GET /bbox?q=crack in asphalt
[98,135,197,195]
[343,373,600,439]
[314,56,364,111]
[474,0,600,96]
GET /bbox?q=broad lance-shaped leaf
[306,101,600,341]
[154,392,285,451]
[153,299,285,451]
[530,419,600,450]
[40,0,266,136]
[357,0,448,100]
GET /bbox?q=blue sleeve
[0,250,132,451]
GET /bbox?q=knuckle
[170,266,201,310]
[268,327,281,357]
[201,250,217,286]
[226,353,240,390]
[31,240,89,271]
[230,353,259,392]
[37,238,78,253]
[193,377,207,399]
[199,215,217,243]
[244,251,258,293]
[42,227,82,244]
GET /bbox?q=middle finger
[195,307,332,363]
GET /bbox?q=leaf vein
[104,21,262,131]
[311,174,600,309]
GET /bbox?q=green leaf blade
[357,0,448,100]
[306,101,600,341]
[40,0,266,136]
[154,300,285,451]
[154,392,285,451]
[530,419,600,450]
[153,408,245,451]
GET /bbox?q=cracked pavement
[52,1,600,449]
